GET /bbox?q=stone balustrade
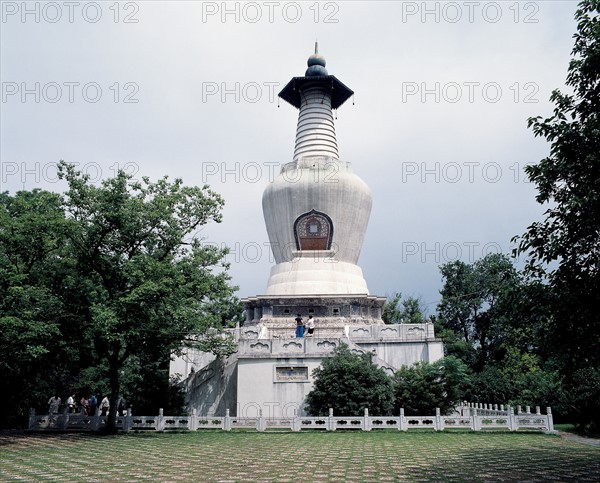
[28,405,556,434]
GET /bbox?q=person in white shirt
[67,394,75,413]
[306,315,315,336]
[101,396,110,416]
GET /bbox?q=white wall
[237,357,324,417]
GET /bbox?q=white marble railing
[237,337,340,357]
[28,406,556,433]
[234,323,437,343]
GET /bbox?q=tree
[305,344,394,416]
[437,253,520,370]
[382,293,427,324]
[0,190,73,427]
[514,0,600,431]
[435,254,564,412]
[55,162,239,429]
[393,356,470,415]
[0,163,240,429]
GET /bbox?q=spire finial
[306,43,327,76]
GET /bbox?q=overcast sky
[1,1,579,312]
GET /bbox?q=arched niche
[293,210,333,251]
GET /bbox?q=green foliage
[382,293,427,324]
[393,356,470,415]
[513,0,600,430]
[0,190,75,427]
[0,164,239,428]
[568,367,600,433]
[436,253,567,414]
[55,162,239,428]
[305,344,394,416]
[437,253,520,370]
[382,293,402,324]
[466,360,564,412]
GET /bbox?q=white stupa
[171,46,444,418]
[262,44,372,296]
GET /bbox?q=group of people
[294,314,315,338]
[47,393,125,416]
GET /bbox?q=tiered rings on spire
[293,86,339,160]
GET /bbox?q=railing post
[328,408,335,431]
[60,410,69,430]
[157,408,165,431]
[122,408,132,432]
[292,409,301,432]
[535,406,541,416]
[257,409,266,432]
[435,408,443,431]
[28,408,36,429]
[224,409,232,431]
[399,408,407,432]
[546,407,555,433]
[508,406,517,431]
[190,408,197,431]
[364,408,371,431]
[471,408,479,431]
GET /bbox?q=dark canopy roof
[278,75,354,110]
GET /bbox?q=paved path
[559,431,600,447]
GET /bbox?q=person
[89,393,97,416]
[100,395,110,416]
[295,314,305,338]
[117,396,127,416]
[67,394,76,413]
[47,395,61,415]
[80,396,90,416]
[306,315,315,337]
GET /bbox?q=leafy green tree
[55,162,239,429]
[437,253,519,370]
[466,353,564,411]
[305,343,394,416]
[514,0,600,431]
[0,164,240,428]
[393,356,470,415]
[436,254,564,412]
[0,190,76,427]
[382,293,427,324]
[382,293,402,324]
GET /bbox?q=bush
[305,344,394,416]
[393,356,470,415]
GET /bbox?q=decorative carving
[276,366,309,381]
[352,327,369,336]
[250,342,270,352]
[282,341,303,352]
[317,340,336,350]
[244,330,259,339]
[380,327,397,334]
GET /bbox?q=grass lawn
[1,430,598,482]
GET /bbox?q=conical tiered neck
[293,85,338,160]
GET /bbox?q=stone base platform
[242,294,387,334]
